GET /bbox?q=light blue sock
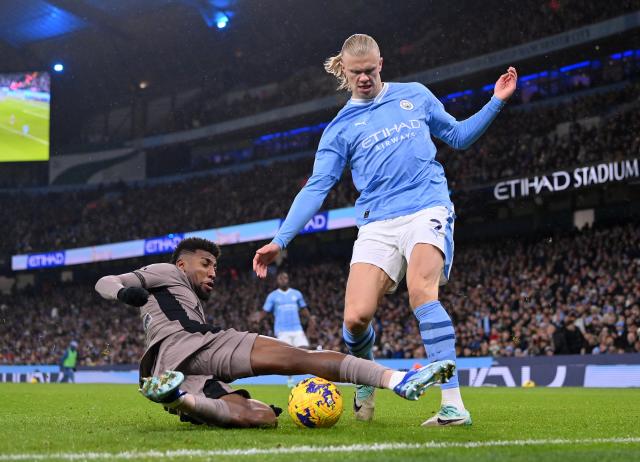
[414,300,459,389]
[342,322,375,360]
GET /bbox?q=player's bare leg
[175,393,278,428]
[343,263,393,421]
[140,371,278,428]
[249,336,454,401]
[141,343,455,427]
[406,243,471,426]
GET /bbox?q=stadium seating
[2,2,639,365]
[159,1,639,136]
[2,80,638,256]
[1,220,638,365]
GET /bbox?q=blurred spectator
[2,79,639,256]
[1,221,638,364]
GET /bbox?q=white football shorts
[276,329,310,348]
[350,205,455,293]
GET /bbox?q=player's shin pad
[342,323,375,360]
[339,355,387,388]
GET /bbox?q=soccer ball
[287,377,343,428]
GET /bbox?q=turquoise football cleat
[393,360,455,401]
[422,404,473,427]
[139,370,185,403]
[353,384,376,421]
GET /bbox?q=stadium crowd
[171,0,640,133]
[2,79,638,256]
[1,220,638,365]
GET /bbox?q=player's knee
[343,310,372,334]
[407,285,438,309]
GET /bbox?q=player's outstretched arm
[253,126,346,278]
[494,66,518,101]
[252,173,338,278]
[95,273,149,307]
[253,242,281,279]
[428,67,517,150]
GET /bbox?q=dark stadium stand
[1,1,639,366]
[2,220,638,365]
[2,77,638,255]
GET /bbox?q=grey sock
[339,355,388,388]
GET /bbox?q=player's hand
[117,287,150,307]
[494,66,517,101]
[253,242,281,278]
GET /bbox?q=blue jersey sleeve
[272,125,347,249]
[423,86,505,150]
[296,290,307,309]
[263,292,275,312]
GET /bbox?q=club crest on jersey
[400,99,414,110]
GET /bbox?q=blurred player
[253,34,517,426]
[59,340,79,383]
[262,272,311,349]
[260,271,313,386]
[95,237,455,428]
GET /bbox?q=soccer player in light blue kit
[262,272,311,349]
[260,271,312,387]
[254,34,517,426]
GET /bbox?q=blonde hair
[324,34,380,91]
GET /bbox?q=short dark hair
[171,237,220,264]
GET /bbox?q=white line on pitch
[1,437,639,460]
[0,122,48,145]
[21,108,49,119]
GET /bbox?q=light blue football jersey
[263,288,307,335]
[272,82,504,248]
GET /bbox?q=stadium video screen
[0,71,50,162]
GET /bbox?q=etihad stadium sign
[493,158,639,201]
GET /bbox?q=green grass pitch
[3,384,640,461]
[0,96,50,162]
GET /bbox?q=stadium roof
[0,0,444,105]
[1,1,637,147]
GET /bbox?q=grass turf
[0,96,49,161]
[2,384,640,461]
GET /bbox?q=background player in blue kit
[254,34,517,426]
[259,271,313,386]
[262,272,311,348]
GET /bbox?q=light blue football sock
[342,322,375,360]
[414,301,459,389]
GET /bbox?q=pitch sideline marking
[21,108,49,119]
[0,122,49,145]
[2,437,640,460]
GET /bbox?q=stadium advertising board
[11,208,355,271]
[3,355,639,387]
[295,211,329,235]
[25,251,65,269]
[144,234,184,256]
[0,71,50,162]
[493,158,639,200]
